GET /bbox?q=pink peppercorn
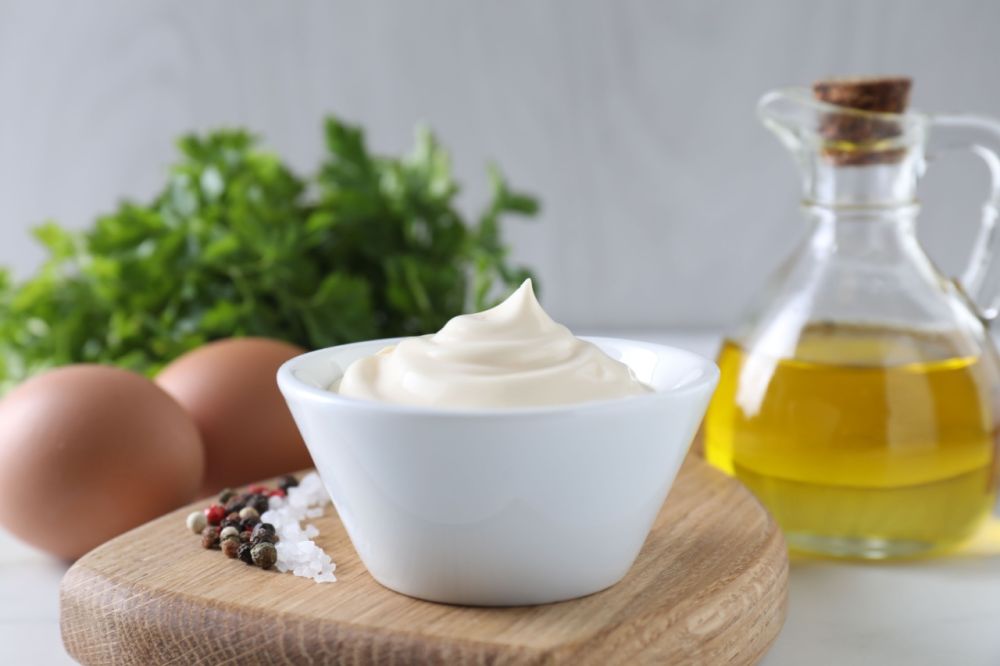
[204,504,226,525]
[267,489,286,498]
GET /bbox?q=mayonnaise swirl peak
[335,279,652,408]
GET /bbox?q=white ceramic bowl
[277,336,719,606]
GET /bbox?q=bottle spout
[757,82,928,206]
[759,84,924,163]
[757,88,818,157]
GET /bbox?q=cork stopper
[812,76,912,165]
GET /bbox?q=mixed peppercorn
[186,475,299,570]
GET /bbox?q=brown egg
[0,365,204,560]
[156,337,310,495]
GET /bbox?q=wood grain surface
[60,457,788,665]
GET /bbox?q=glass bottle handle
[929,115,1000,321]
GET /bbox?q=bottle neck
[806,204,927,265]
[802,153,924,207]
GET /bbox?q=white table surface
[2,331,998,665]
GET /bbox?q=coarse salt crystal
[261,472,337,584]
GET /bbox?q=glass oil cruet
[704,77,1000,558]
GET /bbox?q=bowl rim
[277,335,720,418]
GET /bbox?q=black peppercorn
[218,488,237,504]
[221,512,242,530]
[252,522,276,539]
[240,529,252,543]
[247,493,269,514]
[251,523,278,544]
[224,494,248,514]
[252,532,277,545]
[251,542,277,569]
[240,516,260,532]
[237,542,254,564]
[278,475,299,492]
[201,526,220,549]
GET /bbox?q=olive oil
[705,325,999,558]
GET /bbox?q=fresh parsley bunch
[0,117,537,391]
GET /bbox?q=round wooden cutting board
[61,457,788,665]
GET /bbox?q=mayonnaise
[335,279,652,408]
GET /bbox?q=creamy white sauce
[335,280,651,408]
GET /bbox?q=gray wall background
[1,0,998,330]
